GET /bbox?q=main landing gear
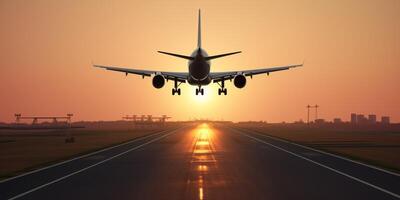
[217,80,227,95]
[172,79,181,95]
[196,86,204,95]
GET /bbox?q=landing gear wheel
[218,88,227,95]
[217,80,227,95]
[172,88,181,95]
[196,88,204,95]
[172,79,181,95]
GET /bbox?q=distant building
[333,118,342,124]
[350,113,390,125]
[315,119,325,124]
[368,115,377,124]
[381,116,390,125]
[351,113,357,124]
[357,114,368,124]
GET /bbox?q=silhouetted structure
[368,115,377,124]
[15,113,73,125]
[122,115,172,127]
[306,104,319,124]
[381,116,390,125]
[357,114,366,124]
[93,10,302,96]
[350,113,391,125]
[123,115,171,123]
[333,118,342,124]
[351,113,357,124]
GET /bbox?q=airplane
[94,10,302,96]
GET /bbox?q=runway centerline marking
[188,123,217,200]
[238,132,400,199]
[7,129,179,200]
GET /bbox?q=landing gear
[218,88,227,95]
[217,80,227,95]
[196,87,204,95]
[172,88,181,95]
[172,79,181,95]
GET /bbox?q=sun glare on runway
[197,123,213,140]
[189,123,217,200]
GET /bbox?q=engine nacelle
[152,75,165,89]
[234,74,246,88]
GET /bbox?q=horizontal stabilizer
[205,51,241,60]
[158,51,194,60]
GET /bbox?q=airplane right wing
[210,64,303,82]
[93,64,188,82]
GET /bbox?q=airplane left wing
[93,64,188,82]
[210,64,303,82]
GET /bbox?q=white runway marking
[239,132,400,199]
[0,130,170,184]
[250,130,400,177]
[7,129,178,200]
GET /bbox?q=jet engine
[234,74,246,88]
[152,75,165,89]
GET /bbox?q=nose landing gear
[195,86,204,95]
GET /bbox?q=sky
[0,0,399,123]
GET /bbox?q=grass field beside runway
[0,127,172,179]
[236,125,400,172]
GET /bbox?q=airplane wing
[210,64,303,82]
[93,64,188,82]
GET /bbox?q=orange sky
[1,0,399,123]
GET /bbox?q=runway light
[197,165,209,172]
[193,149,211,154]
[199,187,204,200]
[198,175,204,200]
[196,141,209,146]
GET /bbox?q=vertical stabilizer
[197,9,201,48]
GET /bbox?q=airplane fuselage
[187,48,211,86]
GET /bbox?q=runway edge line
[7,128,180,200]
[236,130,400,199]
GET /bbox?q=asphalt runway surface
[1,124,399,200]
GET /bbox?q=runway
[1,124,399,200]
